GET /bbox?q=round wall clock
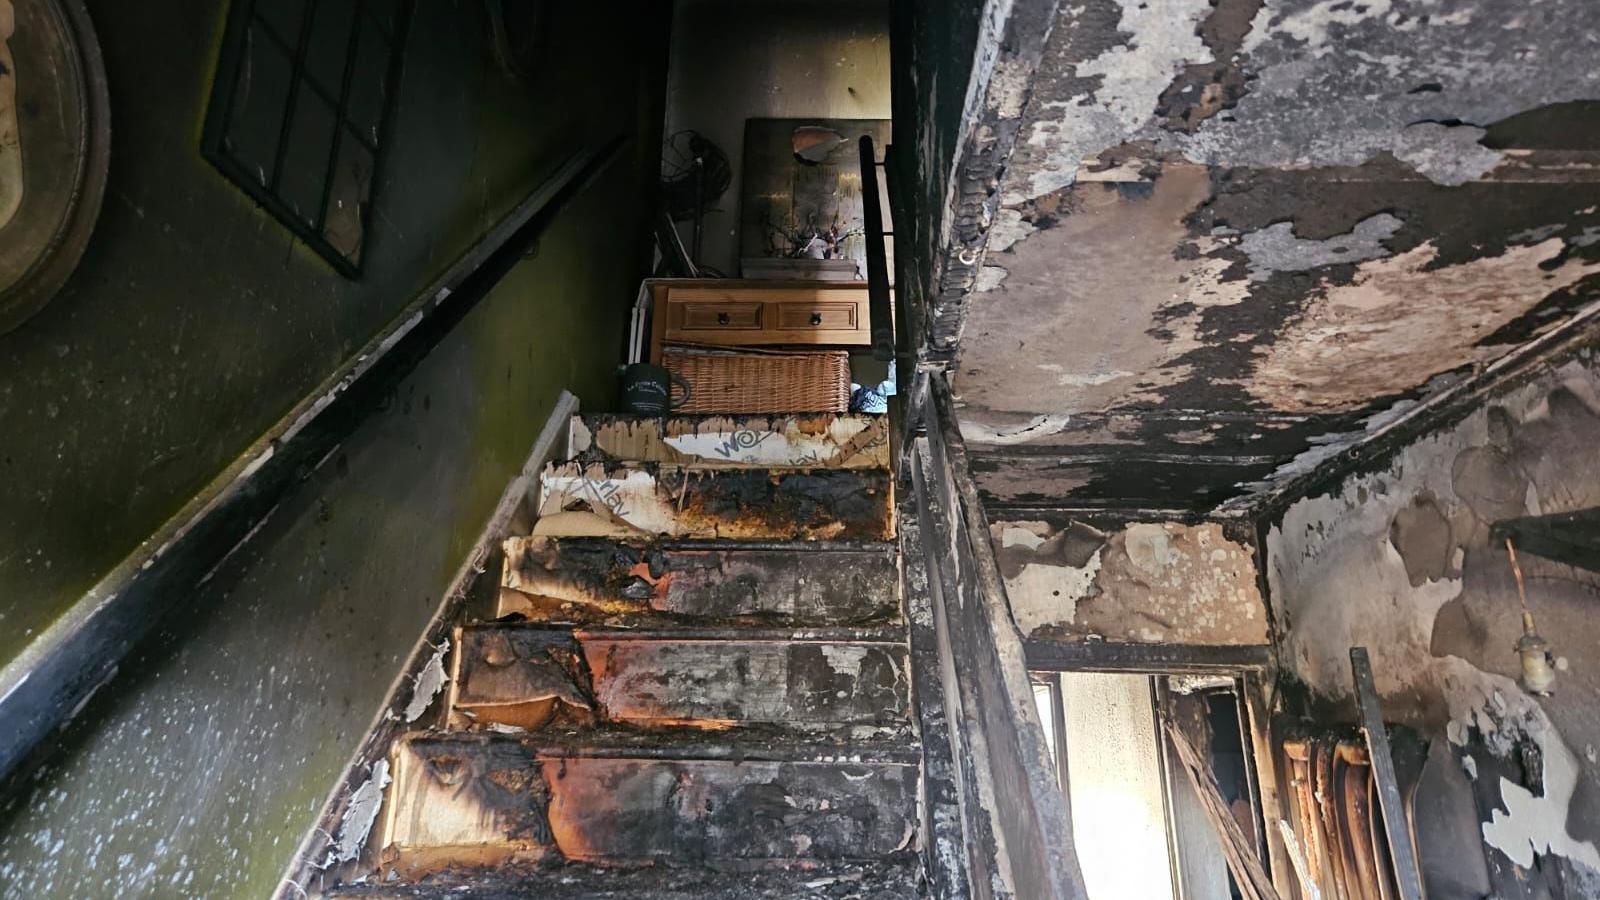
[0,0,110,335]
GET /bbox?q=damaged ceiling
[934,0,1600,514]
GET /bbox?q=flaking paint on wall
[1266,350,1600,889]
[993,519,1268,645]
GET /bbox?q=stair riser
[583,640,910,728]
[571,414,890,469]
[545,757,919,864]
[380,738,555,877]
[452,627,910,731]
[500,538,900,624]
[536,465,894,541]
[380,738,918,869]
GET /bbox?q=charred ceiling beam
[1026,639,1271,674]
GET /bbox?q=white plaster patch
[1000,526,1046,550]
[1036,363,1135,387]
[1482,719,1600,871]
[959,413,1075,446]
[987,206,1036,254]
[1009,550,1105,635]
[820,644,869,679]
[1238,213,1403,280]
[975,265,1010,292]
[1242,0,1394,56]
[1012,0,1214,201]
[1391,122,1504,187]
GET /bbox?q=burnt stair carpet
[328,414,924,898]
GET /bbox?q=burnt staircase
[328,413,926,898]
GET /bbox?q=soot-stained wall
[1267,345,1600,896]
[0,0,638,674]
[0,1,669,896]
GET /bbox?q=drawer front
[775,302,859,331]
[676,301,763,331]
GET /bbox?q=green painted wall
[0,0,669,895]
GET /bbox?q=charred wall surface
[1267,346,1600,896]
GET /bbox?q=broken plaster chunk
[402,640,451,723]
[326,759,391,866]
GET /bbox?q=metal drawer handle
[717,312,731,325]
[809,312,823,326]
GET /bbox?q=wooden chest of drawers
[646,279,872,364]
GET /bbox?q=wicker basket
[664,347,851,414]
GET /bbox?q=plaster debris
[402,640,451,723]
[326,760,390,866]
[1036,364,1136,387]
[1238,213,1403,280]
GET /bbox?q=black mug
[620,363,692,414]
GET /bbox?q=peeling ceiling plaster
[944,0,1600,513]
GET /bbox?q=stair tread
[534,463,894,542]
[466,618,909,642]
[497,536,900,626]
[328,857,925,899]
[570,412,891,470]
[420,724,922,764]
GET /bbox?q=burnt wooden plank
[579,636,911,728]
[324,859,926,899]
[543,756,918,864]
[450,626,595,731]
[1351,647,1426,900]
[379,735,555,878]
[571,413,891,469]
[535,463,895,542]
[1025,640,1272,673]
[499,537,900,625]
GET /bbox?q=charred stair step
[533,463,894,542]
[448,623,912,732]
[498,536,901,626]
[327,857,925,899]
[570,412,891,469]
[376,733,920,873]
